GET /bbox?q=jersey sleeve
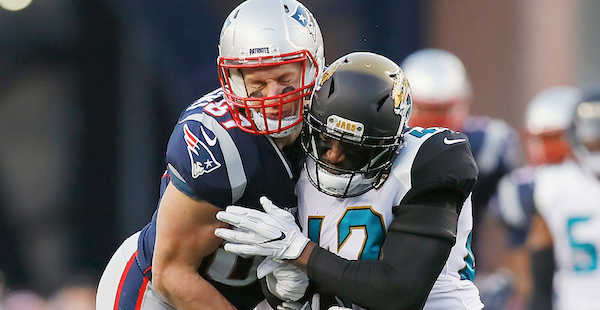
[492,167,537,247]
[402,129,478,205]
[165,112,254,209]
[306,227,453,310]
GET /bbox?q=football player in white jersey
[525,87,600,310]
[215,52,484,310]
[493,86,582,309]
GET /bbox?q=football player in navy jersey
[215,52,484,310]
[95,0,324,309]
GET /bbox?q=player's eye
[249,90,264,98]
[316,134,333,153]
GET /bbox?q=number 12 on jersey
[307,207,387,260]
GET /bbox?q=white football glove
[262,259,309,302]
[215,196,310,260]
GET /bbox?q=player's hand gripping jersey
[297,127,484,310]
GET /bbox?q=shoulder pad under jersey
[165,89,256,208]
[392,127,478,203]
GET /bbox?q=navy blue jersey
[492,165,537,247]
[136,88,299,309]
[461,116,524,216]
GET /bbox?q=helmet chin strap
[251,108,302,138]
[306,157,375,197]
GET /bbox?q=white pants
[96,231,175,310]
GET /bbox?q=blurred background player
[216,52,483,310]
[524,86,600,310]
[95,0,324,309]
[493,86,582,310]
[400,49,524,286]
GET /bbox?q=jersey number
[567,216,597,272]
[409,128,437,138]
[308,207,386,260]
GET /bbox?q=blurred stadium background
[0,0,599,300]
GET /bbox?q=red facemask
[524,131,572,166]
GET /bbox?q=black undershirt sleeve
[528,247,554,310]
[306,189,462,310]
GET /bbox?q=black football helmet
[301,51,412,197]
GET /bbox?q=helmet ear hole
[328,78,335,98]
[376,95,389,111]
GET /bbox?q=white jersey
[297,127,483,310]
[534,160,600,310]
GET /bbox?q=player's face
[525,131,572,165]
[316,134,372,171]
[241,62,303,119]
[408,99,468,131]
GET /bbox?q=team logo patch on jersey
[183,124,221,178]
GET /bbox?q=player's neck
[273,129,301,150]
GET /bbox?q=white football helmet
[525,86,581,135]
[569,87,600,176]
[218,0,325,137]
[400,48,471,130]
[302,52,411,198]
[523,86,581,165]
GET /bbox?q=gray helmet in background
[400,48,471,130]
[525,86,582,135]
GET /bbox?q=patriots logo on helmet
[291,5,308,26]
[184,124,221,178]
[291,4,318,43]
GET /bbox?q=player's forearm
[153,268,237,310]
[528,247,554,310]
[305,232,452,310]
[290,241,316,273]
